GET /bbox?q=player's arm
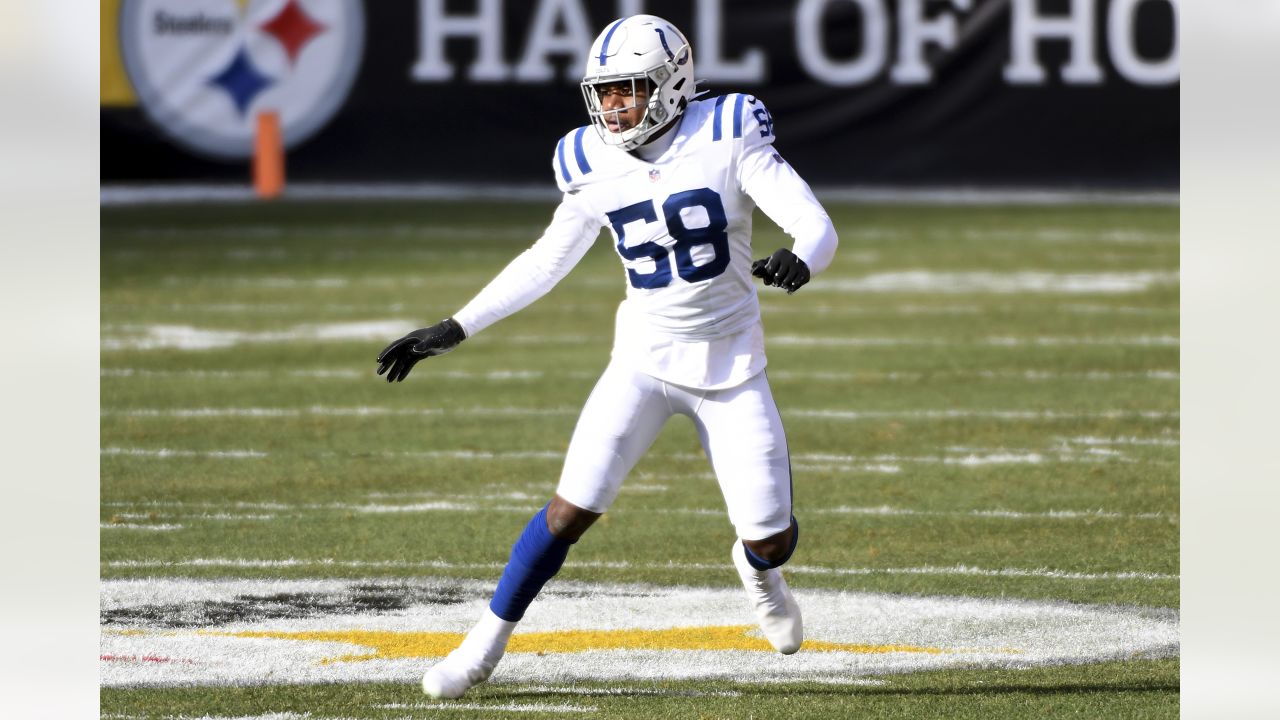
[735,98,838,294]
[376,192,600,382]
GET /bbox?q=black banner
[101,0,1178,188]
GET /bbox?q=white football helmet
[581,15,694,151]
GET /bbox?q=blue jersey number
[607,188,730,289]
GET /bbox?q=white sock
[456,607,517,665]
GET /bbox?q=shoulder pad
[706,93,775,147]
[553,126,597,193]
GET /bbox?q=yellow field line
[207,626,950,663]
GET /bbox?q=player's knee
[546,494,602,543]
[741,516,799,569]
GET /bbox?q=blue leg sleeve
[489,504,574,622]
[743,515,799,571]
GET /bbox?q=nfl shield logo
[649,169,661,182]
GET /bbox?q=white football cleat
[421,649,496,699]
[732,540,803,654]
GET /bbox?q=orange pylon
[253,111,284,199]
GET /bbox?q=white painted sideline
[100,183,1178,206]
[99,577,1179,688]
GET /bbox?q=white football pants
[556,360,793,541]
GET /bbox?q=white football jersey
[454,94,836,390]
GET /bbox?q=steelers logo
[119,0,365,159]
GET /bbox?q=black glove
[751,248,810,294]
[376,318,467,383]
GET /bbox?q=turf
[100,659,1180,719]
[100,199,1179,717]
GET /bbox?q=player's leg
[423,362,671,697]
[686,371,802,654]
[422,497,598,699]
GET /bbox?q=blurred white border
[4,0,1277,716]
[0,2,101,718]
[1182,2,1280,717]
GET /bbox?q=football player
[376,14,838,699]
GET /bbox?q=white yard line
[982,335,1178,347]
[352,502,533,514]
[787,565,1178,581]
[380,702,597,714]
[101,406,577,419]
[797,451,1110,465]
[803,506,1171,521]
[761,304,984,316]
[101,407,1178,423]
[109,512,277,521]
[107,300,1175,317]
[786,409,1178,421]
[102,301,433,315]
[103,322,599,350]
[101,498,1171,522]
[100,437,1174,463]
[103,501,293,510]
[971,369,1178,381]
[791,462,905,474]
[105,558,508,570]
[101,367,1179,382]
[100,523,184,531]
[833,227,1177,243]
[102,320,1179,352]
[769,335,1178,347]
[102,367,544,380]
[508,685,750,696]
[93,446,1140,464]
[154,275,494,289]
[778,369,1180,381]
[101,321,413,351]
[100,714,316,720]
[104,557,1177,581]
[1059,303,1179,315]
[101,447,267,458]
[1061,435,1181,447]
[809,270,1179,294]
[101,711,336,719]
[394,449,567,460]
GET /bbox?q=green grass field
[100,199,1179,718]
